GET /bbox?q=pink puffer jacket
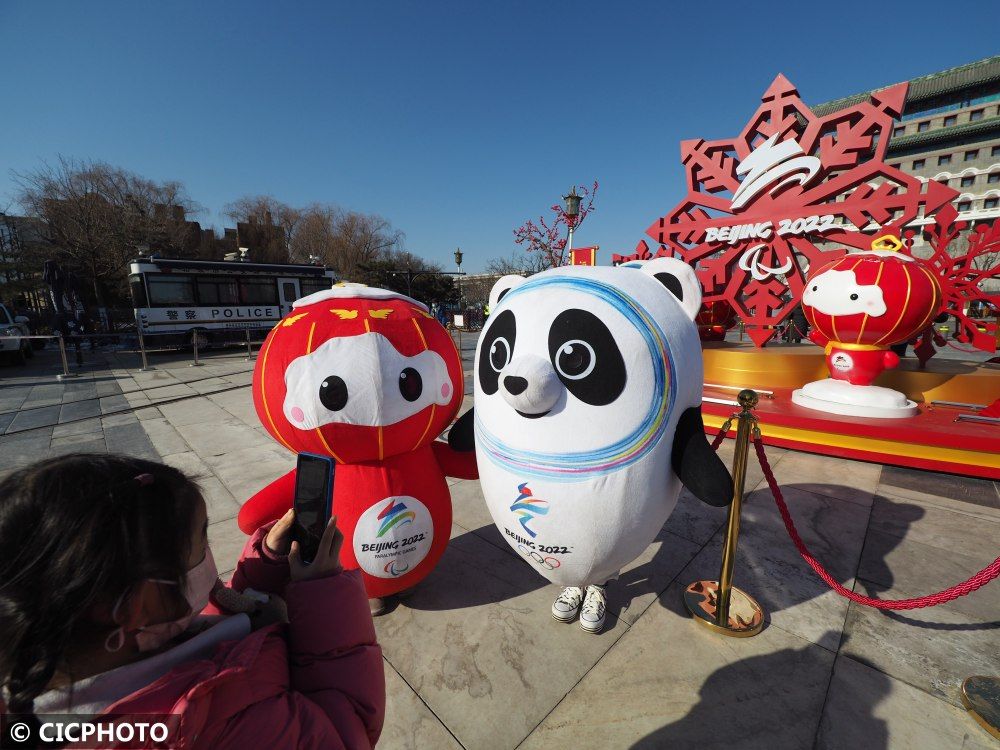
[98,524,385,749]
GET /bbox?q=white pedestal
[791,378,918,419]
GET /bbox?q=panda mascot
[454,258,733,633]
[237,284,477,614]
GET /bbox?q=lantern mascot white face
[454,259,733,586]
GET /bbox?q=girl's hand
[265,508,295,556]
[290,516,345,581]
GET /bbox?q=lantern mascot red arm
[236,285,477,600]
[238,416,478,533]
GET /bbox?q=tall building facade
[814,55,1000,257]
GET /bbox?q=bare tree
[15,157,199,307]
[486,250,549,276]
[288,204,337,264]
[327,210,404,280]
[223,195,302,263]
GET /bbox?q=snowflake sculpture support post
[646,74,957,346]
[904,206,1000,356]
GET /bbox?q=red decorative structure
[902,205,1000,357]
[646,75,957,346]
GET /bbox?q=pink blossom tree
[513,181,598,268]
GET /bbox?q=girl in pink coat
[0,453,385,749]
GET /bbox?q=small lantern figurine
[792,235,942,418]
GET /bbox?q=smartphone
[292,452,335,565]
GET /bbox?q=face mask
[105,547,219,653]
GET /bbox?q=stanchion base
[962,676,1000,740]
[189,363,203,367]
[56,373,80,380]
[683,580,765,637]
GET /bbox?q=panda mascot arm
[428,406,479,480]
[671,407,732,507]
[640,258,734,508]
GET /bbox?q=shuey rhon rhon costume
[238,284,477,599]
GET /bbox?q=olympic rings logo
[517,544,561,570]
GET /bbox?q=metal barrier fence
[3,325,474,383]
[0,328,267,381]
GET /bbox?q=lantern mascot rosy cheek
[237,284,477,600]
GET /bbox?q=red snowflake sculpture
[645,74,957,346]
[903,206,1000,355]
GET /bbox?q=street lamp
[563,187,582,261]
[454,248,464,273]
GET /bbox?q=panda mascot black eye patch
[547,309,626,406]
[478,310,516,395]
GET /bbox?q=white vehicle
[128,257,337,345]
[0,303,33,364]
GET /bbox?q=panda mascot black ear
[488,274,526,310]
[640,257,702,320]
[671,407,734,507]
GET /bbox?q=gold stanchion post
[683,389,765,637]
[963,676,1000,740]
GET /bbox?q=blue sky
[1,1,997,272]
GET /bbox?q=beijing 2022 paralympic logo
[353,496,433,578]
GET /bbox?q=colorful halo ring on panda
[474,275,674,481]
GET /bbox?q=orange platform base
[702,341,1000,405]
[701,343,1000,480]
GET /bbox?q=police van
[128,257,336,346]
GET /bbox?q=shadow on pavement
[396,525,549,611]
[630,640,890,750]
[655,485,926,627]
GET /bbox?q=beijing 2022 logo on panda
[353,496,434,578]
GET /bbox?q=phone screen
[293,453,334,564]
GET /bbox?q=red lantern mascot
[237,284,477,604]
[793,236,942,418]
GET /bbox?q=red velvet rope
[750,435,1000,609]
[711,425,730,450]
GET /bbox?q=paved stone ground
[1,340,998,749]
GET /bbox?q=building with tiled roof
[815,56,1000,254]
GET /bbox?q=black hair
[0,453,202,732]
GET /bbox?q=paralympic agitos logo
[352,495,434,579]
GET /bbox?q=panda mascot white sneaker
[452,258,733,633]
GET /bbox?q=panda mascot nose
[503,376,528,395]
[500,355,562,417]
